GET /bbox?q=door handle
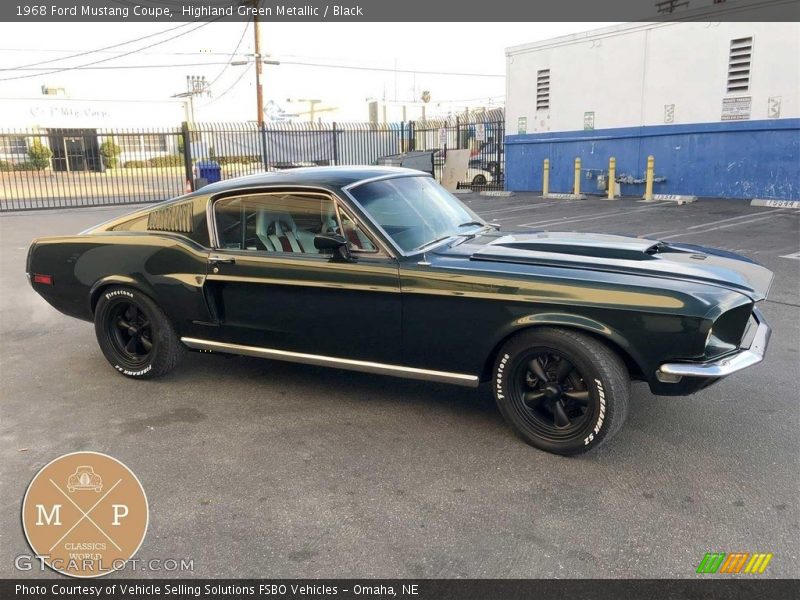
[209,256,236,265]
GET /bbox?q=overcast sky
[0,21,613,121]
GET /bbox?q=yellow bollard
[542,158,550,197]
[643,155,655,201]
[607,157,617,199]
[573,157,581,196]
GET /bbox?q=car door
[203,189,401,364]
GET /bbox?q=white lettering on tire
[584,378,606,445]
[105,290,134,300]
[114,364,152,377]
[496,353,510,400]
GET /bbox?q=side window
[214,193,336,255]
[338,206,377,253]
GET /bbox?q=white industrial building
[504,20,800,199]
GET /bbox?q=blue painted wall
[505,119,800,199]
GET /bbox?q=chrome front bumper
[657,311,771,381]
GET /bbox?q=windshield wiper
[413,235,456,252]
[414,222,498,252]
[457,220,486,228]
[458,220,500,231]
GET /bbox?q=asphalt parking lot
[1,194,798,579]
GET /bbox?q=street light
[229,56,280,123]
[230,58,281,66]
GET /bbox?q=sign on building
[517,117,527,135]
[583,111,595,130]
[721,97,751,121]
[664,104,675,123]
[768,96,781,119]
[474,123,486,142]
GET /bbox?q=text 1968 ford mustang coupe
[27,167,773,454]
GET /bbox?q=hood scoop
[480,233,663,261]
[466,232,772,301]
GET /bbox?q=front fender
[484,311,650,382]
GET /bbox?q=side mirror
[314,233,352,261]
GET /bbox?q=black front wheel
[493,328,630,455]
[94,286,184,379]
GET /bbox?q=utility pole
[253,4,264,125]
[171,75,208,122]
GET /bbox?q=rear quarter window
[110,215,149,231]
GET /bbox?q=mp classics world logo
[21,451,148,578]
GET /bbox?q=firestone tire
[94,286,184,379]
[492,327,630,455]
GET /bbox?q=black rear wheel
[94,286,184,379]
[493,328,629,455]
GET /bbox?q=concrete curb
[543,193,586,200]
[654,194,697,204]
[751,198,800,209]
[480,191,515,197]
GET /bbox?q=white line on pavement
[478,202,562,216]
[659,213,787,239]
[519,202,670,228]
[644,208,788,238]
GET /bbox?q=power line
[1,21,195,71]
[200,66,250,107]
[0,54,504,81]
[0,47,245,57]
[2,61,240,71]
[0,18,222,82]
[434,95,505,103]
[277,60,504,78]
[207,21,250,88]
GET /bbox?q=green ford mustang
[27,167,772,455]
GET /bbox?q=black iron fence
[0,115,504,211]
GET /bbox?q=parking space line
[644,208,789,238]
[659,213,787,239]
[476,202,562,216]
[519,202,670,228]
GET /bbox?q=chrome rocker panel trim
[657,314,771,380]
[181,337,480,387]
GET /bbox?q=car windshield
[348,176,486,253]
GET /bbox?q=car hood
[440,230,773,301]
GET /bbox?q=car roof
[193,165,425,196]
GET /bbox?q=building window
[536,69,550,111]
[0,135,28,155]
[117,134,168,154]
[727,37,753,93]
[141,134,167,153]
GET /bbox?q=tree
[100,140,121,168]
[27,140,52,171]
